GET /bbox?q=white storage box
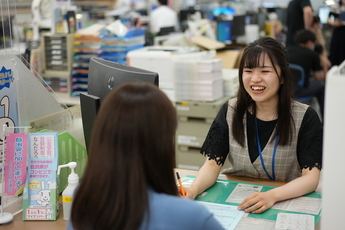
[126,46,201,89]
[223,69,239,98]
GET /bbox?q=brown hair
[71,82,178,230]
[233,36,294,146]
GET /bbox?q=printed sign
[0,58,19,161]
[4,133,28,195]
[23,132,59,220]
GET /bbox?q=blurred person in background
[149,0,179,35]
[311,15,332,72]
[327,0,345,66]
[286,0,314,47]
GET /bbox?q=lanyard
[254,117,279,181]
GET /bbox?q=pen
[176,172,186,197]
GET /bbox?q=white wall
[321,61,345,230]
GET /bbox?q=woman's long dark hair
[233,36,295,146]
[71,82,178,230]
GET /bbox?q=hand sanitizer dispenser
[58,162,79,221]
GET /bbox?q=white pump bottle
[57,162,79,221]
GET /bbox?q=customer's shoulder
[150,191,209,214]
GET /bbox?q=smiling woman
[242,53,282,115]
[185,36,323,214]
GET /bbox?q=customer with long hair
[67,82,224,230]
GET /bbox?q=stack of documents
[197,59,223,73]
[174,58,224,101]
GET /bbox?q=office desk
[178,169,321,230]
[0,169,321,230]
[0,208,67,230]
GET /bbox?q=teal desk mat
[182,175,322,225]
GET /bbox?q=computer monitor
[179,8,203,22]
[232,15,246,42]
[88,57,159,102]
[157,26,175,36]
[80,57,159,152]
[275,8,288,27]
[319,7,330,24]
[257,12,267,31]
[247,12,267,31]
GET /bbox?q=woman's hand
[179,158,222,199]
[183,186,200,199]
[238,167,320,214]
[333,19,343,27]
[237,191,277,214]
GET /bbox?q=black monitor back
[88,57,159,103]
[81,57,159,153]
[79,93,100,151]
[157,26,175,36]
[232,15,246,41]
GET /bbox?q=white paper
[225,183,263,204]
[275,213,314,230]
[235,217,276,230]
[180,176,194,188]
[272,197,321,215]
[197,201,245,230]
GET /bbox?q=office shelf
[71,34,101,97]
[175,96,231,170]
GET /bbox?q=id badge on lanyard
[255,117,278,181]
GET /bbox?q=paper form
[225,183,263,203]
[180,177,194,187]
[197,201,244,230]
[275,213,314,230]
[272,197,321,215]
[235,217,276,230]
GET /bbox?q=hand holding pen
[176,172,186,197]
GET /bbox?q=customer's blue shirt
[66,189,225,230]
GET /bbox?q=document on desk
[272,196,322,215]
[225,183,263,204]
[275,213,314,230]
[235,217,276,230]
[197,201,245,230]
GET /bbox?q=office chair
[289,63,314,103]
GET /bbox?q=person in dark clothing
[286,0,313,47]
[311,16,332,72]
[327,0,345,66]
[287,29,325,118]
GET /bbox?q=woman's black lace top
[200,103,323,170]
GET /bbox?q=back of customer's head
[158,0,168,5]
[294,29,316,45]
[71,82,178,230]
